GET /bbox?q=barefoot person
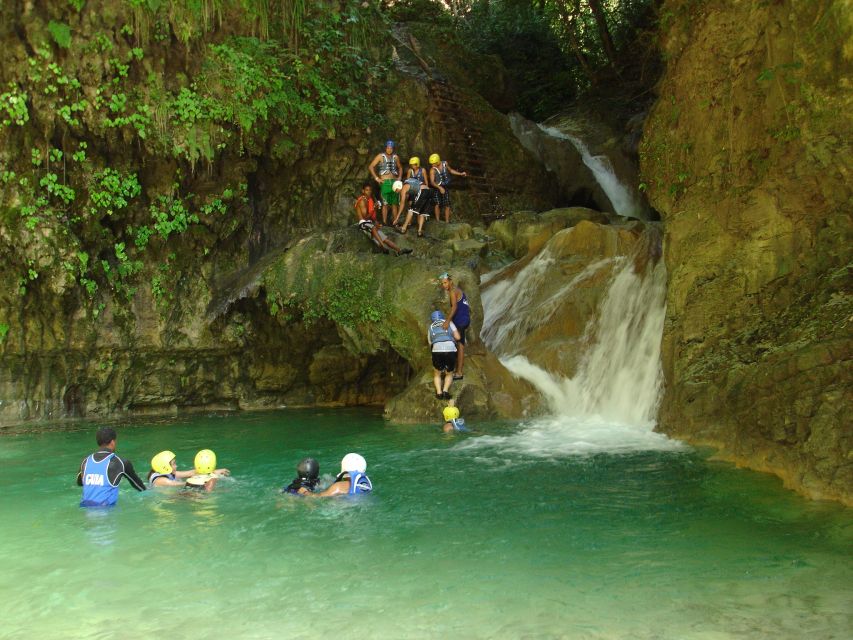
[429,154,466,222]
[354,183,412,256]
[438,272,470,379]
[368,140,402,225]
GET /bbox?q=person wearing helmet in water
[282,457,321,495]
[429,154,466,223]
[185,449,230,492]
[148,450,207,487]
[441,404,468,434]
[428,309,461,399]
[368,140,402,225]
[309,453,372,497]
[354,182,412,256]
[393,175,432,238]
[438,272,470,380]
[77,427,146,507]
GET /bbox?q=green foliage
[0,322,9,342]
[48,21,72,49]
[88,169,141,217]
[0,84,29,126]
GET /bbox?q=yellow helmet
[443,406,460,422]
[429,153,440,165]
[151,450,176,475]
[194,449,217,474]
[409,156,420,166]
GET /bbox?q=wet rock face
[644,0,853,503]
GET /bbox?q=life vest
[451,418,467,432]
[404,177,422,200]
[379,153,399,177]
[354,194,376,222]
[409,166,428,186]
[80,453,119,507]
[348,472,373,495]
[434,161,451,187]
[429,320,455,346]
[148,472,176,485]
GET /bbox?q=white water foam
[538,124,643,219]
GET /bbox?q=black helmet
[296,457,319,480]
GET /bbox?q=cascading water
[467,226,684,456]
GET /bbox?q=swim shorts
[432,351,458,372]
[435,188,451,208]
[455,322,469,345]
[380,179,400,206]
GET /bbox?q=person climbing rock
[308,453,372,497]
[77,427,146,507]
[428,309,461,399]
[354,183,412,256]
[438,272,470,380]
[393,177,432,238]
[429,154,466,223]
[368,140,402,225]
[282,458,321,495]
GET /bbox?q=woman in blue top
[439,272,470,380]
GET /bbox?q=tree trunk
[587,0,618,67]
[554,1,595,81]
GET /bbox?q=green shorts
[380,178,400,205]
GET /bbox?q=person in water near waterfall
[439,272,470,380]
[282,458,321,496]
[77,427,146,507]
[429,154,466,223]
[368,140,402,225]
[441,404,468,434]
[147,450,223,488]
[428,309,461,399]
[307,453,372,497]
[184,449,230,492]
[354,183,412,256]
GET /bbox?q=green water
[0,410,851,640]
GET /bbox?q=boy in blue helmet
[368,140,402,225]
[428,309,461,399]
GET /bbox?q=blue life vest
[403,177,422,200]
[435,161,451,187]
[80,453,119,507]
[348,472,373,495]
[149,472,176,485]
[429,321,455,346]
[380,153,399,177]
[453,290,470,326]
[451,418,468,432]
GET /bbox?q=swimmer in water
[148,450,207,487]
[184,449,230,492]
[282,458,321,495]
[308,453,372,497]
[442,405,468,434]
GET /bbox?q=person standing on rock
[77,427,146,507]
[354,183,412,256]
[428,310,461,399]
[429,154,466,223]
[368,140,402,225]
[439,272,470,380]
[394,177,432,238]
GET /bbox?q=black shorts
[432,351,457,372]
[409,189,432,216]
[455,323,469,345]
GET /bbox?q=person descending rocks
[282,457,321,496]
[148,450,209,488]
[309,453,373,497]
[354,183,412,256]
[441,404,468,434]
[429,154,466,223]
[394,175,432,238]
[77,427,146,507]
[185,449,230,492]
[428,309,461,400]
[368,140,402,225]
[438,272,470,380]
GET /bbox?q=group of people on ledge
[356,140,467,253]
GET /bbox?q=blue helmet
[385,139,395,149]
[431,310,445,323]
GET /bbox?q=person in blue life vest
[282,457,321,496]
[428,154,467,223]
[148,450,229,488]
[393,176,432,238]
[308,453,372,497]
[184,449,230,492]
[368,140,402,225]
[354,183,412,256]
[439,272,471,380]
[428,309,461,400]
[77,427,146,507]
[441,405,468,434]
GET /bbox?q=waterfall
[538,124,643,219]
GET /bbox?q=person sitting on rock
[308,453,372,497]
[282,457,321,495]
[393,177,432,238]
[354,183,412,256]
[368,140,402,225]
[429,153,466,223]
[184,449,230,492]
[441,404,468,434]
[148,450,207,487]
[428,310,461,400]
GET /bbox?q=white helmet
[392,180,403,192]
[340,453,367,474]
